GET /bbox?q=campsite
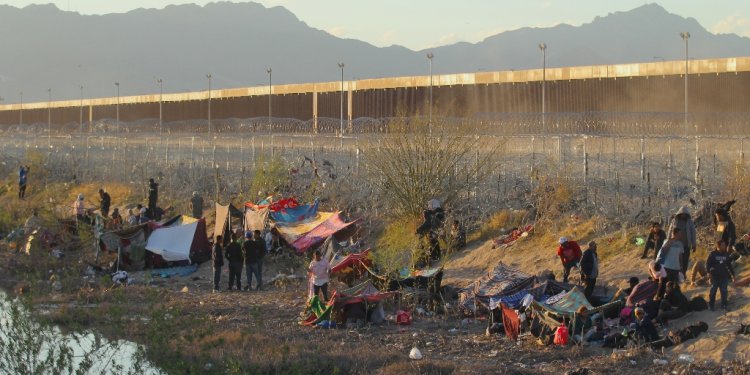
[1,126,750,375]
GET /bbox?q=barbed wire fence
[0,113,747,231]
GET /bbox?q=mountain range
[1,2,749,103]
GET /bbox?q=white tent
[145,221,199,262]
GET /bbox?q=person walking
[99,188,111,218]
[556,237,582,283]
[225,232,243,291]
[212,235,224,293]
[243,230,266,291]
[657,227,684,289]
[706,240,736,311]
[667,206,696,274]
[18,165,29,199]
[579,240,599,301]
[643,222,666,259]
[308,250,331,301]
[189,191,204,218]
[147,178,159,218]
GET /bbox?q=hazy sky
[4,0,750,49]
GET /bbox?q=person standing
[224,232,243,291]
[706,240,736,311]
[643,222,666,259]
[18,165,29,199]
[189,191,204,218]
[556,237,582,283]
[657,228,684,288]
[243,230,266,291]
[74,194,86,222]
[308,250,331,301]
[147,178,159,218]
[579,241,599,301]
[99,189,111,218]
[714,209,737,251]
[212,235,224,293]
[667,206,696,274]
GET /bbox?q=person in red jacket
[557,237,582,283]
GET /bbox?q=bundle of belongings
[299,280,395,328]
[492,225,534,249]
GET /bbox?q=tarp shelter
[291,212,359,254]
[331,249,372,275]
[275,212,336,244]
[386,266,444,292]
[245,197,299,212]
[146,218,211,263]
[459,263,536,312]
[300,280,396,327]
[99,224,151,270]
[271,200,319,224]
[244,208,269,232]
[215,203,244,240]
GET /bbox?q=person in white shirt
[308,250,331,301]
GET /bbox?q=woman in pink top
[308,250,331,301]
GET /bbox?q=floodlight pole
[115,82,120,135]
[207,74,212,136]
[79,85,84,133]
[158,79,163,135]
[681,32,690,137]
[338,63,345,137]
[539,43,547,135]
[47,88,52,147]
[427,52,434,137]
[19,91,23,127]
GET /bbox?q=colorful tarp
[291,212,358,253]
[335,280,396,305]
[331,249,372,275]
[275,212,335,244]
[245,197,299,212]
[271,200,319,223]
[544,286,594,314]
[459,263,536,312]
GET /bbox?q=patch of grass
[467,209,528,243]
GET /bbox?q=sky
[3,0,750,50]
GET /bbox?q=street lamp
[157,79,163,135]
[680,31,690,136]
[79,85,84,133]
[538,43,547,135]
[267,68,272,128]
[47,88,52,147]
[206,74,212,135]
[337,63,345,137]
[115,82,120,135]
[426,52,434,136]
[19,91,23,127]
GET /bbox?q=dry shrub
[468,209,528,243]
[373,216,420,276]
[724,159,750,231]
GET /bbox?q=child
[706,240,735,311]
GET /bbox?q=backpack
[603,332,628,348]
[553,325,569,345]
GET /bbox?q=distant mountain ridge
[1,2,749,103]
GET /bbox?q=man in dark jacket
[212,236,224,293]
[580,240,599,301]
[225,232,243,291]
[99,189,111,218]
[18,165,29,199]
[147,178,159,218]
[707,240,736,311]
[243,230,266,291]
[556,237,582,283]
[643,222,666,259]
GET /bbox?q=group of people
[212,230,267,292]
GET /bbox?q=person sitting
[126,209,138,226]
[649,321,708,350]
[570,306,597,344]
[611,277,639,302]
[656,281,690,324]
[690,260,709,287]
[631,307,660,345]
[110,208,123,229]
[643,222,666,259]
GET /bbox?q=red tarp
[501,303,521,341]
[331,249,372,275]
[291,213,359,254]
[245,197,299,212]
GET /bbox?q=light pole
[680,32,690,136]
[206,74,212,135]
[538,43,547,135]
[157,79,163,135]
[19,91,23,127]
[337,63,345,137]
[115,82,120,135]
[427,52,434,136]
[267,68,272,128]
[47,88,52,147]
[79,85,84,133]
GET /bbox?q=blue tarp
[149,264,199,278]
[270,200,319,223]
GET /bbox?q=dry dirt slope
[442,220,750,363]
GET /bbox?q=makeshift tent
[331,249,372,275]
[275,212,335,244]
[214,203,244,240]
[543,286,594,314]
[300,295,334,326]
[459,263,536,313]
[246,197,299,211]
[300,280,396,327]
[99,224,151,270]
[146,218,211,263]
[244,208,269,232]
[386,267,443,292]
[291,213,359,254]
